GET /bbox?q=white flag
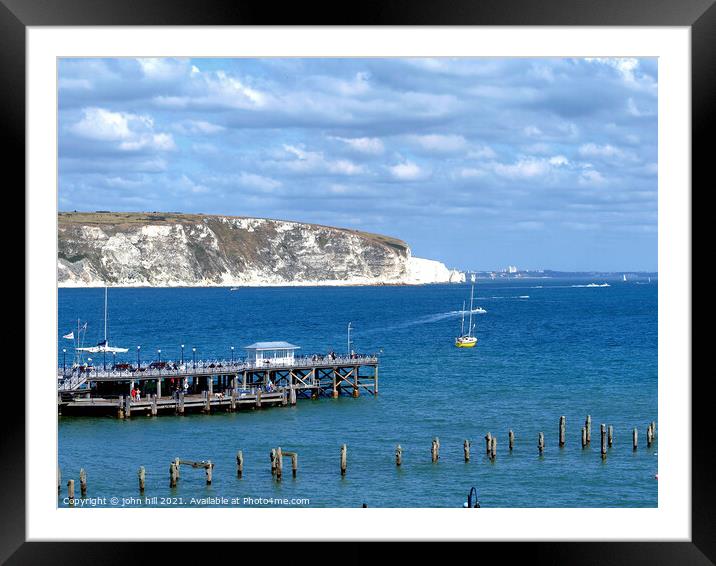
[63,331,74,340]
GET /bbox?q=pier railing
[57,354,379,381]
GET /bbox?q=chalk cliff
[58,212,465,287]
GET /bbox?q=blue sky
[58,57,657,271]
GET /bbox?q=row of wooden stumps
[60,418,656,501]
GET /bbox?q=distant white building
[507,265,518,274]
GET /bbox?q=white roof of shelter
[244,341,300,350]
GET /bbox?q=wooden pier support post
[581,426,587,449]
[256,389,262,408]
[463,439,471,462]
[203,390,210,413]
[206,461,213,485]
[490,436,497,461]
[632,427,638,451]
[431,437,440,463]
[79,468,87,497]
[289,385,297,405]
[291,453,298,478]
[169,462,178,487]
[538,432,545,455]
[117,395,125,419]
[340,444,347,476]
[647,423,653,447]
[485,432,492,455]
[230,389,236,411]
[67,479,75,505]
[156,378,162,399]
[236,451,244,478]
[396,444,402,466]
[138,466,145,493]
[585,415,592,444]
[600,424,607,461]
[559,416,566,448]
[509,430,514,451]
[150,394,157,416]
[174,458,181,480]
[270,449,277,476]
[276,448,283,481]
[608,425,614,447]
[178,391,184,415]
[332,375,338,398]
[651,421,656,440]
[124,395,132,418]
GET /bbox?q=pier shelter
[245,341,300,365]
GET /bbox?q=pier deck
[58,354,379,417]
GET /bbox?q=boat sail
[455,284,478,348]
[76,287,128,355]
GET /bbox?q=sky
[58,57,658,272]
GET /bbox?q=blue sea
[57,279,658,508]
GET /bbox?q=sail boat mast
[461,301,466,335]
[104,286,108,344]
[468,284,474,336]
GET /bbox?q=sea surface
[58,279,658,508]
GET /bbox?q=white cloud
[173,120,226,135]
[70,107,175,152]
[578,143,631,161]
[238,172,282,191]
[523,125,543,137]
[549,155,569,166]
[579,169,607,186]
[137,58,191,80]
[333,136,385,155]
[280,144,363,176]
[467,145,497,160]
[493,157,551,179]
[389,160,429,181]
[408,134,467,153]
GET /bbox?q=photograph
[55,55,659,509]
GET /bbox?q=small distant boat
[230,287,240,291]
[622,274,627,282]
[455,284,478,348]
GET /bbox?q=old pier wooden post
[431,437,440,463]
[117,395,125,419]
[138,466,146,493]
[608,425,614,448]
[632,427,638,451]
[538,432,545,455]
[600,424,607,460]
[79,468,87,497]
[169,462,178,487]
[174,458,181,480]
[178,391,185,415]
[559,416,566,448]
[291,452,298,478]
[151,394,157,416]
[396,444,402,466]
[206,461,213,485]
[463,439,471,462]
[67,479,75,505]
[581,426,587,449]
[485,432,492,455]
[270,449,277,476]
[340,444,347,476]
[509,430,514,451]
[490,436,497,461]
[647,423,653,447]
[585,415,592,445]
[236,451,244,478]
[276,448,283,481]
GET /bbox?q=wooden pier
[57,353,379,418]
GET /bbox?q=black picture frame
[7,0,708,562]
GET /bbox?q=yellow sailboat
[455,283,478,348]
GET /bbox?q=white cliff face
[58,213,463,287]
